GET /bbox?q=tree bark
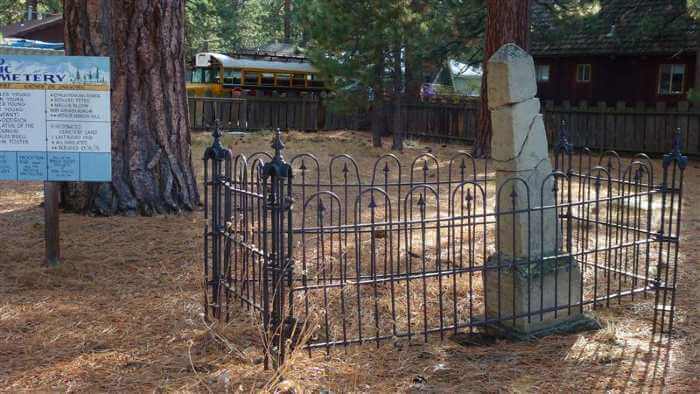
[283,0,292,43]
[371,100,384,148]
[404,0,428,98]
[371,56,385,148]
[695,33,700,92]
[474,0,530,158]
[62,0,199,216]
[391,44,404,151]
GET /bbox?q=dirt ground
[1,130,699,393]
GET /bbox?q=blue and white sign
[0,55,111,182]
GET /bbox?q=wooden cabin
[530,0,698,105]
[0,14,64,44]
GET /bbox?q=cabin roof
[0,15,63,40]
[531,0,698,56]
[195,52,319,74]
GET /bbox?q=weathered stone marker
[483,44,594,337]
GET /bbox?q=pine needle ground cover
[1,131,699,392]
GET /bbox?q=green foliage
[302,0,485,111]
[237,0,307,46]
[532,0,698,49]
[687,88,700,103]
[0,0,61,27]
[185,0,244,59]
[689,0,700,19]
[184,0,308,60]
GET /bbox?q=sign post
[44,181,60,265]
[0,55,111,265]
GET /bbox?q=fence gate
[203,125,686,369]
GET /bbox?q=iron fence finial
[672,127,683,155]
[663,127,689,170]
[263,128,292,179]
[272,128,285,161]
[555,119,573,155]
[204,118,231,161]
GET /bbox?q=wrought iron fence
[203,123,687,369]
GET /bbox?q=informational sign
[0,55,111,182]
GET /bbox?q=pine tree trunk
[283,0,292,43]
[371,56,385,148]
[404,0,427,98]
[391,44,404,151]
[62,0,199,216]
[371,100,384,148]
[474,0,530,158]
[695,38,700,91]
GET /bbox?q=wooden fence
[188,96,479,139]
[189,96,700,155]
[542,101,700,155]
[188,96,321,131]
[396,100,480,141]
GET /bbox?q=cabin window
[536,65,550,82]
[576,64,591,83]
[223,70,241,85]
[658,64,685,95]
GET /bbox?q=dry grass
[1,130,699,392]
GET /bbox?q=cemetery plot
[1,131,695,392]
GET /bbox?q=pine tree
[63,0,199,215]
[474,0,530,158]
[304,0,485,149]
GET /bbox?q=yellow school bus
[187,52,326,97]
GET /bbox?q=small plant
[687,88,700,104]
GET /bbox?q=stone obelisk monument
[483,44,594,337]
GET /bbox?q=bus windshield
[191,67,219,83]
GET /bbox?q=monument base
[481,254,600,339]
[477,312,601,341]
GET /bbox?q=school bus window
[311,77,324,88]
[243,71,259,86]
[190,68,201,83]
[223,70,241,85]
[276,73,291,87]
[292,74,305,88]
[261,73,275,86]
[191,68,218,83]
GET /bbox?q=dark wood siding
[13,22,64,44]
[534,54,696,105]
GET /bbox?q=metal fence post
[653,128,687,338]
[262,129,294,368]
[203,120,232,321]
